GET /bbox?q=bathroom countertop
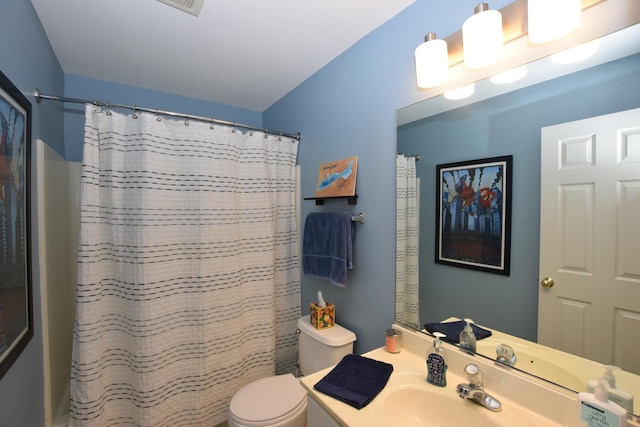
[300,347,418,426]
[300,342,567,427]
[300,348,412,427]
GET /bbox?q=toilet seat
[229,374,307,427]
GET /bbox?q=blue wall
[0,0,64,425]
[264,0,513,354]
[398,53,640,341]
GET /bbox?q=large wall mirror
[396,20,640,416]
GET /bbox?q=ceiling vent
[157,0,204,16]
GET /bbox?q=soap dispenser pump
[426,332,448,387]
[603,365,617,388]
[578,379,627,427]
[587,366,634,412]
[459,318,477,353]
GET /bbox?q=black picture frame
[0,70,33,380]
[435,155,512,275]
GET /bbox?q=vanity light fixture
[550,39,600,64]
[415,32,449,88]
[444,83,475,100]
[490,64,528,84]
[528,0,581,44]
[408,0,635,109]
[462,3,504,69]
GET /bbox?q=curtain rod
[33,88,301,141]
[398,152,420,161]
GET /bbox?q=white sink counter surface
[301,323,582,427]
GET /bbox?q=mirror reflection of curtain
[395,154,419,329]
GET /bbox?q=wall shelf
[304,195,358,205]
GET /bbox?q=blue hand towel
[314,354,393,409]
[424,320,492,344]
[303,212,356,287]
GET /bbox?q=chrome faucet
[496,343,517,367]
[456,364,502,411]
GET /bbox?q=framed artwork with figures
[436,155,512,275]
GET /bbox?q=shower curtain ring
[132,106,138,119]
[156,109,161,121]
[105,101,112,116]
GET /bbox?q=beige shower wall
[36,140,81,427]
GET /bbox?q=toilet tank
[297,315,357,376]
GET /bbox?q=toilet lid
[230,374,307,424]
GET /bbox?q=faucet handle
[464,363,484,388]
[496,343,517,366]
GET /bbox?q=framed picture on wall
[314,156,358,198]
[0,70,33,380]
[435,155,512,275]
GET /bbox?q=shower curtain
[395,155,419,329]
[69,105,300,427]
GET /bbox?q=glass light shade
[490,65,528,84]
[444,83,475,100]
[415,36,449,88]
[528,0,581,44]
[462,7,504,69]
[550,39,599,64]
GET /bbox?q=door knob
[540,277,555,288]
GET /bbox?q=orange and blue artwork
[314,156,358,198]
[436,156,512,275]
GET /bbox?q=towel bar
[351,213,365,224]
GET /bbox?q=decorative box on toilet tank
[310,302,335,329]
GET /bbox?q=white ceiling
[30,0,415,112]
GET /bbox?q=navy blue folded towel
[424,320,492,344]
[303,212,356,287]
[314,354,393,409]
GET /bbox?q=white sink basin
[300,333,573,427]
[371,373,537,427]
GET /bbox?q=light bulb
[528,0,581,44]
[415,33,449,88]
[551,39,599,64]
[490,65,528,84]
[444,83,475,100]
[463,3,504,69]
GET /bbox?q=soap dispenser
[603,365,617,388]
[587,366,634,412]
[426,332,448,387]
[578,379,627,427]
[459,318,477,353]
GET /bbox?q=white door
[538,108,640,374]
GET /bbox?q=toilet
[228,315,357,427]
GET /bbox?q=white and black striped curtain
[69,105,300,426]
[395,155,419,329]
